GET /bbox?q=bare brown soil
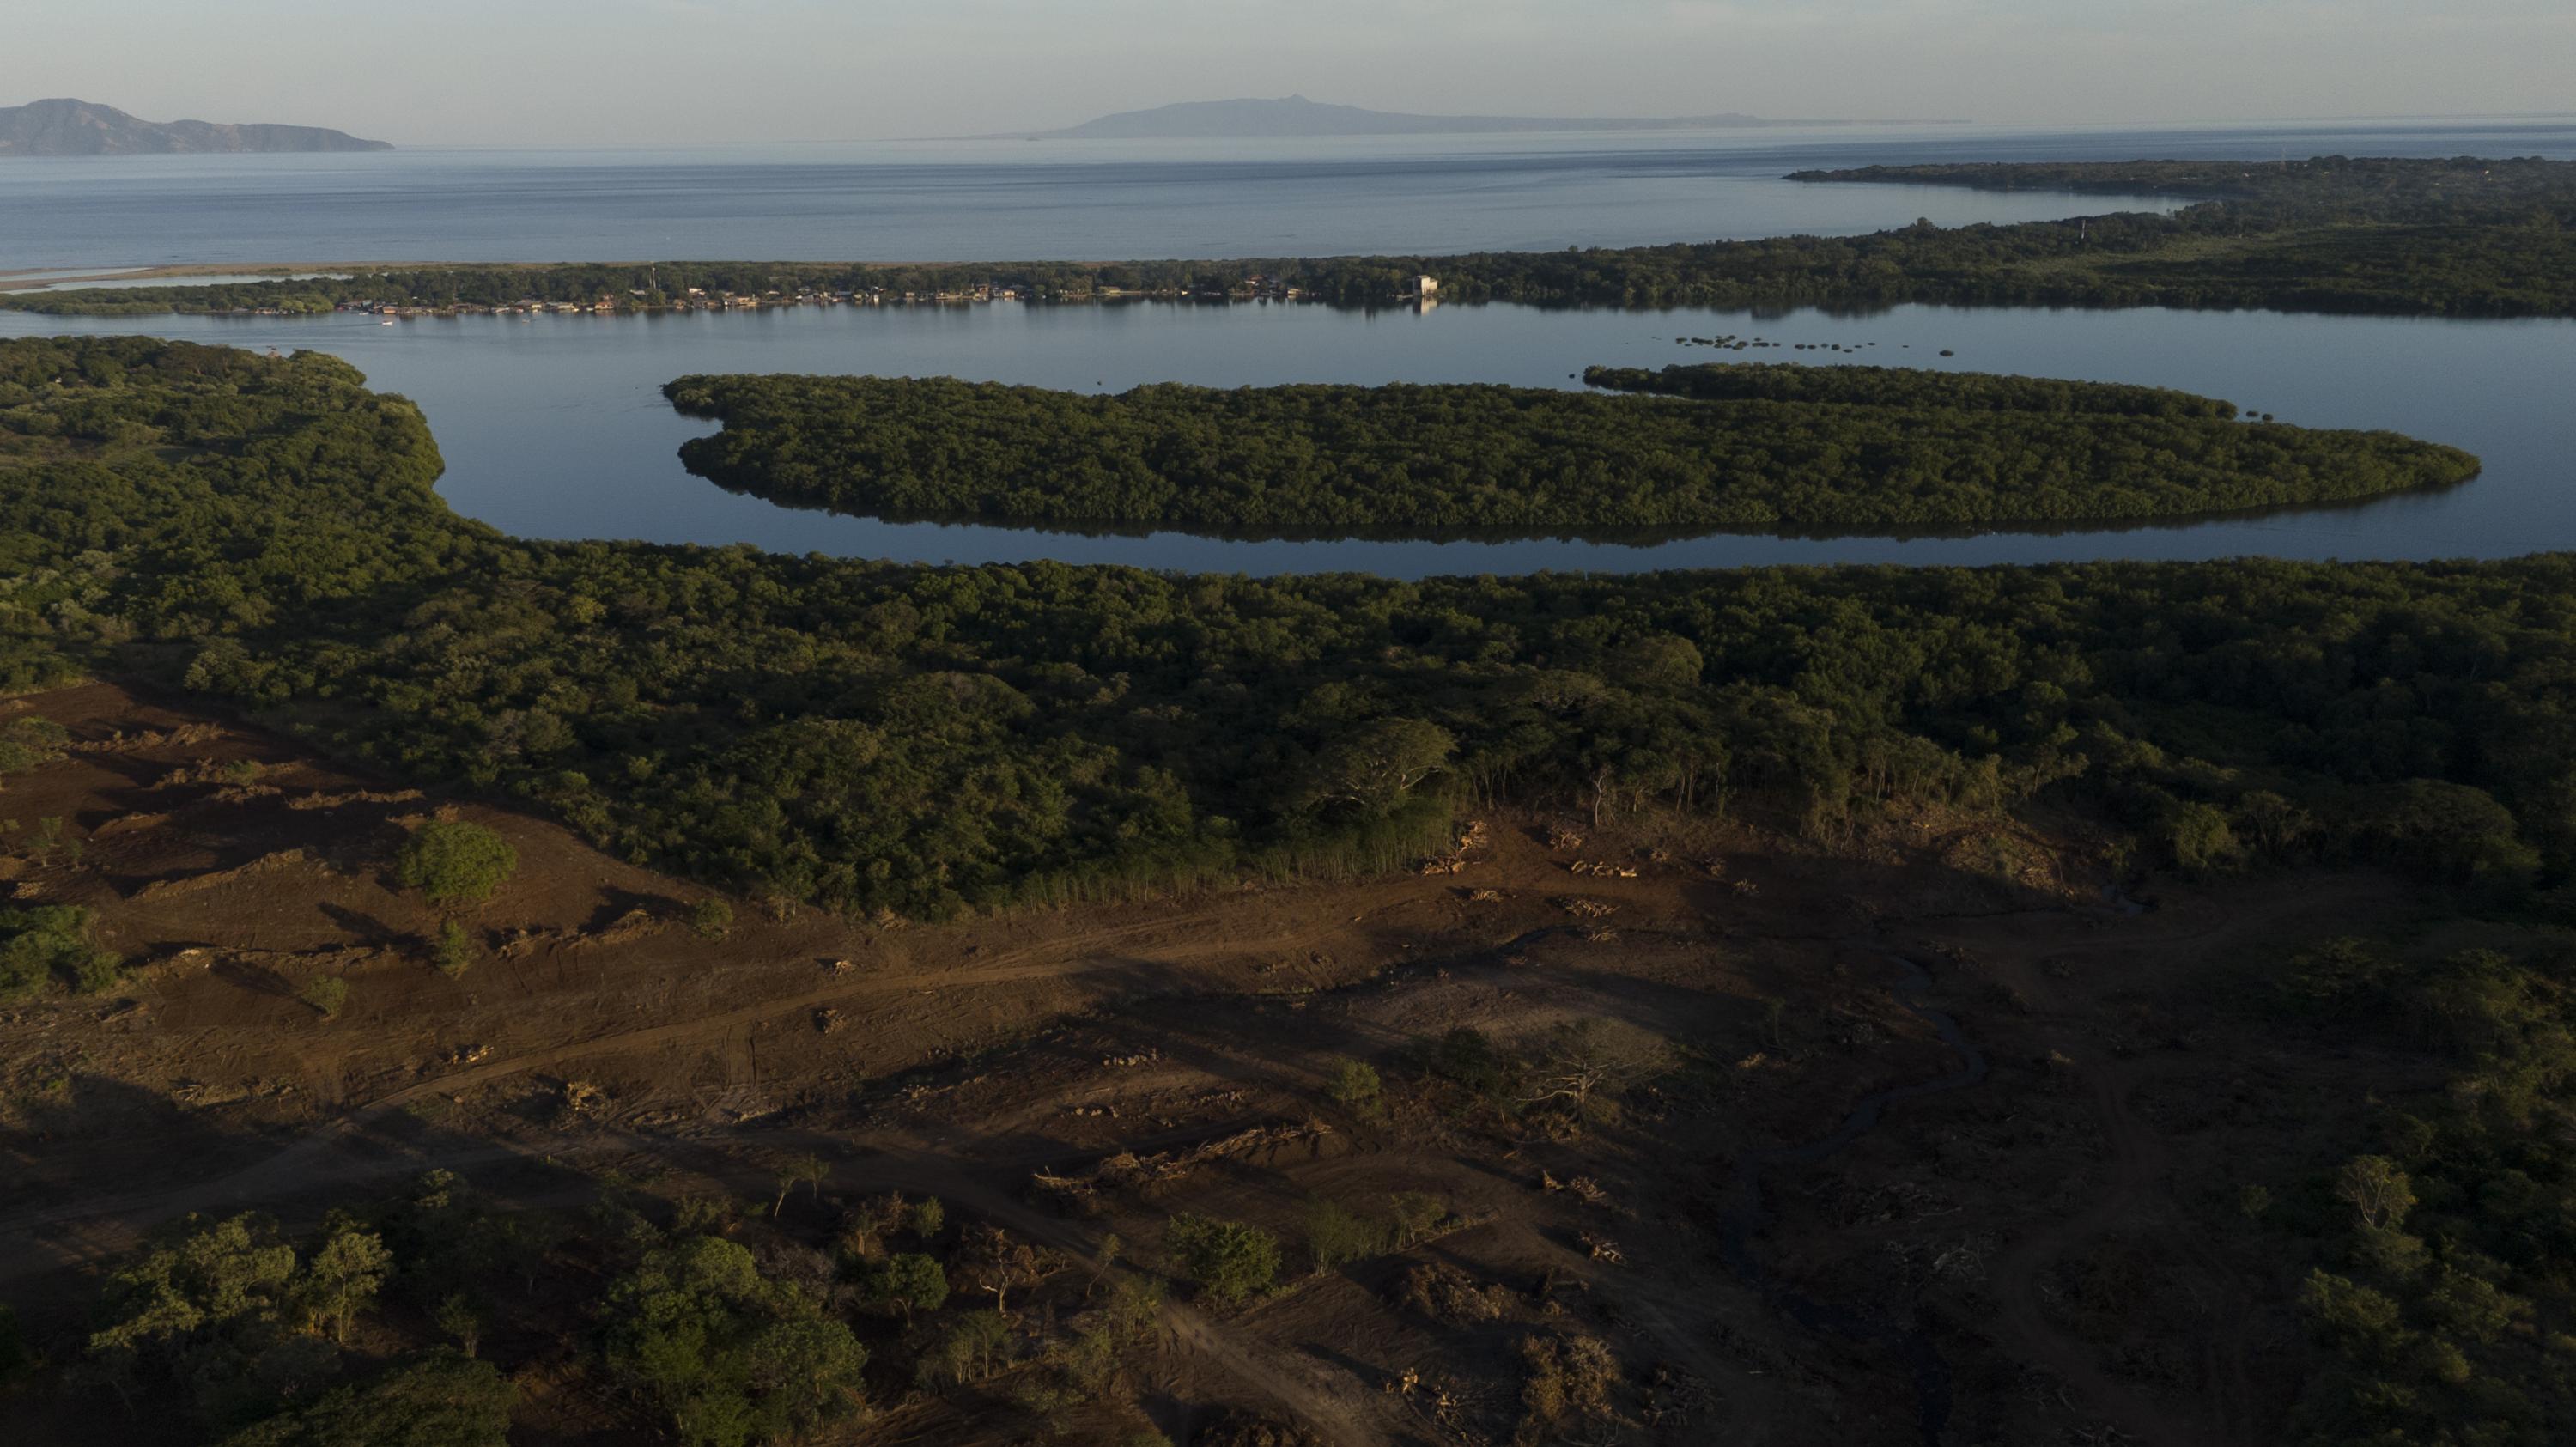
[0,681,2406,1444]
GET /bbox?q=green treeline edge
[659,364,2475,532]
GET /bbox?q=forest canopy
[1577,362,2244,416]
[6,155,2571,319]
[661,365,2476,534]
[3,337,2572,923]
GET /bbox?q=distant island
[0,98,391,155]
[1011,94,1934,140]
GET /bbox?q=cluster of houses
[335,286,1026,319]
[325,271,1415,319]
[336,294,665,319]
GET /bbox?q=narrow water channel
[3,299,2566,576]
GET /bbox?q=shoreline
[0,261,499,293]
[0,258,1257,291]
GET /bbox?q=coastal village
[327,273,1438,319]
[339,283,1060,319]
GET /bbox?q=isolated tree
[432,920,476,977]
[2160,799,2241,876]
[2336,1155,2418,1231]
[433,1293,484,1359]
[955,1224,1063,1318]
[301,1225,392,1345]
[1522,1018,1668,1113]
[771,1155,829,1217]
[0,717,69,784]
[1519,1332,1619,1430]
[1163,1215,1279,1305]
[866,1254,948,1323]
[1102,1275,1165,1345]
[1387,1192,1449,1248]
[299,976,349,1019]
[908,1197,945,1240]
[0,903,120,1000]
[926,1310,1012,1387]
[847,1191,912,1253]
[690,899,734,939]
[1426,1027,1510,1101]
[1323,1057,1382,1116]
[1299,1198,1388,1274]
[395,822,519,908]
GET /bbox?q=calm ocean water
[3,118,2571,578]
[5,119,2573,268]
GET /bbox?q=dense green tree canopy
[215,1353,515,1447]
[3,337,2572,925]
[1580,362,2243,416]
[663,366,2474,533]
[2269,936,2576,1444]
[0,903,121,1001]
[601,1235,868,1447]
[81,1212,392,1426]
[1163,1215,1281,1306]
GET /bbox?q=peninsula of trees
[1577,362,2243,416]
[4,155,2567,318]
[0,97,390,155]
[3,337,2565,923]
[660,365,2475,534]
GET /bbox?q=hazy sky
[5,0,2569,147]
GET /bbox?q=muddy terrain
[0,682,2403,1444]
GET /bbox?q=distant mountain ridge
[1018,95,1929,140]
[0,99,391,155]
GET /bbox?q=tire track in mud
[1984,1027,2255,1445]
[0,897,1492,1268]
[1714,949,1988,1446]
[0,907,1260,1247]
[1971,884,2375,1445]
[1983,1068,2191,1444]
[0,896,1497,1441]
